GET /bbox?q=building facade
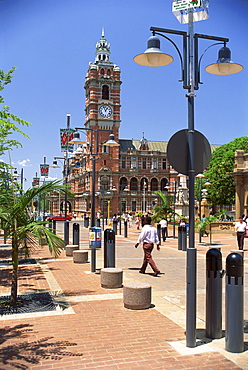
[53,31,181,217]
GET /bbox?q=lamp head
[205,46,243,75]
[50,160,60,169]
[134,35,174,67]
[69,131,85,145]
[104,134,120,147]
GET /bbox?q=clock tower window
[102,85,109,100]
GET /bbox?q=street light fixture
[70,127,119,272]
[134,8,243,348]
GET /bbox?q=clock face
[99,105,112,118]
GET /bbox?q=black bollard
[178,226,182,250]
[48,222,53,230]
[113,220,118,234]
[182,226,187,251]
[64,220,69,246]
[225,252,244,353]
[206,248,224,339]
[73,223,80,246]
[119,219,122,235]
[85,217,89,228]
[157,224,161,245]
[104,228,116,268]
[96,218,100,227]
[52,220,56,234]
[124,220,128,238]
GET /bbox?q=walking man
[135,216,161,276]
[159,217,167,242]
[235,216,248,250]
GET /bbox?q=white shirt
[137,224,159,245]
[159,219,167,228]
[235,221,248,232]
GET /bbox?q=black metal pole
[186,10,197,348]
[91,156,96,272]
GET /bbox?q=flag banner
[40,164,49,177]
[60,128,75,152]
[32,177,40,186]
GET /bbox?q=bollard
[104,228,116,268]
[113,220,118,234]
[119,219,122,235]
[157,224,161,245]
[178,226,182,250]
[124,220,128,238]
[182,226,187,251]
[73,223,80,246]
[52,219,56,234]
[96,218,100,227]
[48,222,53,230]
[206,248,224,339]
[225,252,244,353]
[64,220,69,246]
[85,216,89,228]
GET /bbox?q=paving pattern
[0,222,247,369]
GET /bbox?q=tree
[0,180,68,307]
[151,190,174,223]
[0,67,31,173]
[205,137,248,206]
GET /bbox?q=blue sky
[1,0,247,189]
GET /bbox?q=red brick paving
[0,229,244,369]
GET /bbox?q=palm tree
[151,190,174,223]
[0,180,69,307]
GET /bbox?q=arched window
[160,178,169,191]
[100,68,104,75]
[119,177,128,191]
[151,178,158,191]
[102,85,109,100]
[107,69,111,76]
[130,177,138,191]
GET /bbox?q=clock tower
[83,30,122,213]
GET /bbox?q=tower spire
[95,29,111,64]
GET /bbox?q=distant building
[50,31,215,218]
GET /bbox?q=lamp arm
[153,31,186,86]
[196,41,226,87]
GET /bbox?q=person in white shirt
[235,216,248,250]
[135,216,161,276]
[159,217,167,242]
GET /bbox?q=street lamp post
[70,128,119,272]
[134,6,243,348]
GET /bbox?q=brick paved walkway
[0,223,247,369]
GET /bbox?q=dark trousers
[237,232,245,250]
[161,227,167,241]
[140,243,160,273]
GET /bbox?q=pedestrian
[159,217,167,242]
[235,216,248,250]
[128,213,133,228]
[135,216,161,276]
[201,214,209,236]
[135,215,141,230]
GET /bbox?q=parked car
[46,214,72,221]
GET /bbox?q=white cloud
[17,159,32,167]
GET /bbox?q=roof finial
[102,27,105,38]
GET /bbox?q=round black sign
[167,129,211,175]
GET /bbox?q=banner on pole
[40,164,49,177]
[32,177,40,187]
[172,0,209,24]
[60,128,75,152]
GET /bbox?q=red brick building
[53,31,180,217]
